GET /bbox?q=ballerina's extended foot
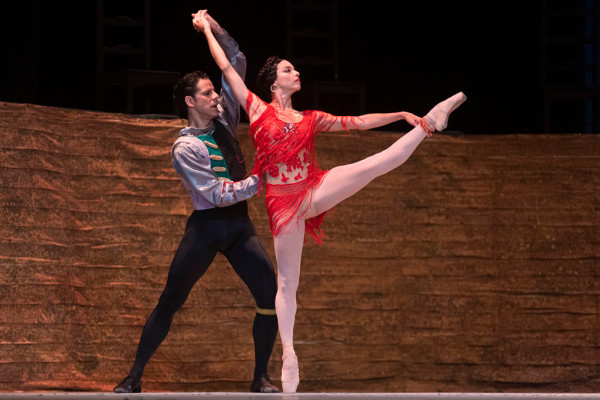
[281,349,300,393]
[423,91,467,132]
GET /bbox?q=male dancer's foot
[250,374,279,393]
[113,375,141,393]
[422,92,467,133]
[281,344,299,393]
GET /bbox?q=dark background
[1,1,598,133]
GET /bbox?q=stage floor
[1,393,599,400]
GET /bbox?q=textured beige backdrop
[1,102,599,392]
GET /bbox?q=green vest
[197,134,231,181]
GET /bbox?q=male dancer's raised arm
[202,12,247,135]
[172,12,257,208]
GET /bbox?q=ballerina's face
[275,60,301,93]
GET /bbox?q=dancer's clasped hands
[192,10,208,32]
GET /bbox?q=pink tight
[274,124,428,346]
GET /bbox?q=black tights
[128,203,278,380]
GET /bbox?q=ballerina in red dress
[194,10,466,393]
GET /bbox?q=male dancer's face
[187,78,220,119]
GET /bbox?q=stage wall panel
[0,102,599,392]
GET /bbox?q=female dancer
[194,10,466,393]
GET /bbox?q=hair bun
[256,56,282,100]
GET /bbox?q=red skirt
[265,172,330,243]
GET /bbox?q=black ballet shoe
[250,374,280,393]
[113,375,142,393]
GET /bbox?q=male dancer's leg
[222,216,278,380]
[126,214,219,380]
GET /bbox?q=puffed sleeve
[172,140,258,207]
[215,30,247,136]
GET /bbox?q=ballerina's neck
[271,103,303,124]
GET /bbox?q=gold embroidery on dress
[212,166,227,173]
[210,154,224,161]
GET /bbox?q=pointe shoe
[425,91,467,132]
[281,351,300,393]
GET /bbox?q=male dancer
[113,13,279,394]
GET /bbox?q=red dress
[246,91,355,243]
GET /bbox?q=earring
[270,84,277,93]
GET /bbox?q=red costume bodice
[246,91,355,242]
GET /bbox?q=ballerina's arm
[315,110,421,132]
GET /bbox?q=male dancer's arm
[172,139,258,207]
[170,14,257,208]
[205,13,246,136]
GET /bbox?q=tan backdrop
[0,102,599,392]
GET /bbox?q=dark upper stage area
[2,0,598,133]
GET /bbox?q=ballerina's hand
[402,112,421,127]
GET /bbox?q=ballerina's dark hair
[256,56,283,100]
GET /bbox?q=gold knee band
[256,307,276,316]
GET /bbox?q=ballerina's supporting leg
[273,221,305,393]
